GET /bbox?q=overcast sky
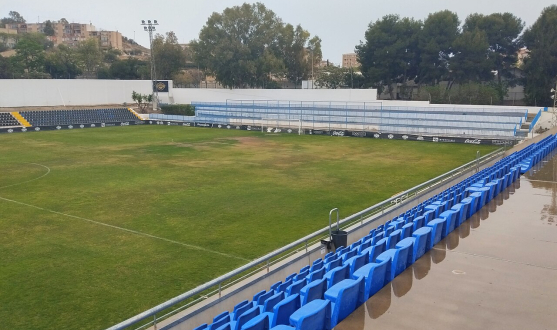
[4,1,555,63]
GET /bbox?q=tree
[280,24,322,88]
[109,58,149,80]
[357,14,422,99]
[522,5,557,106]
[315,66,348,89]
[103,48,122,63]
[77,38,102,76]
[152,31,185,80]
[191,3,284,88]
[417,10,460,85]
[0,11,25,28]
[13,34,46,74]
[43,20,55,36]
[45,45,82,78]
[463,13,524,102]
[449,28,494,85]
[132,91,153,113]
[0,55,15,78]
[60,18,69,25]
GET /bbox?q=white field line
[0,163,249,262]
[0,163,51,189]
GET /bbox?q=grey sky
[5,0,555,63]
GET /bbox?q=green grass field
[0,125,497,330]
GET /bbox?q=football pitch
[0,125,498,330]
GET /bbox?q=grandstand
[18,108,141,126]
[191,101,528,138]
[0,112,21,127]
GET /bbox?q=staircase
[516,113,536,138]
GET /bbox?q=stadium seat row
[192,134,557,330]
[18,109,140,126]
[0,112,20,127]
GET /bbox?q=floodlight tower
[142,19,159,111]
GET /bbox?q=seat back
[235,305,260,330]
[263,292,284,313]
[239,314,269,330]
[306,266,325,283]
[325,277,364,328]
[286,278,306,296]
[272,293,301,327]
[325,263,350,288]
[257,290,275,306]
[289,299,331,330]
[300,277,327,305]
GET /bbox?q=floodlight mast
[141,19,159,111]
[552,83,557,128]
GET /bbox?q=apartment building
[13,20,123,50]
[342,53,358,68]
[0,27,18,48]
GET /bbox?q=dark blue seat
[324,257,342,272]
[289,299,331,330]
[324,277,365,328]
[451,202,470,226]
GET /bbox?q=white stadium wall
[0,79,154,108]
[171,88,378,104]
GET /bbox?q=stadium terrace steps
[188,133,557,330]
[127,108,143,120]
[18,108,141,127]
[10,112,31,127]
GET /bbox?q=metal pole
[142,20,159,111]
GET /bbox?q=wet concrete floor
[336,151,557,330]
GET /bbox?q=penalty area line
[0,195,250,262]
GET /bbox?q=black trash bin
[331,230,347,250]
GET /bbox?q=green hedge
[160,104,196,116]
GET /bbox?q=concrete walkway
[335,151,557,330]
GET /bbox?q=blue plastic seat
[257,290,276,306]
[324,257,342,272]
[387,229,402,249]
[395,237,415,267]
[413,215,425,231]
[240,314,269,330]
[376,248,407,282]
[286,279,306,296]
[422,210,435,222]
[451,202,470,226]
[289,299,331,330]
[253,291,266,303]
[351,258,389,300]
[268,294,301,327]
[234,305,261,330]
[439,210,458,236]
[300,277,327,305]
[341,249,357,263]
[276,279,293,293]
[412,226,432,257]
[214,311,230,323]
[263,292,285,313]
[461,196,478,219]
[306,266,325,283]
[270,281,282,293]
[324,277,365,328]
[324,263,350,289]
[426,218,446,246]
[345,253,367,276]
[401,222,414,239]
[232,301,254,321]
